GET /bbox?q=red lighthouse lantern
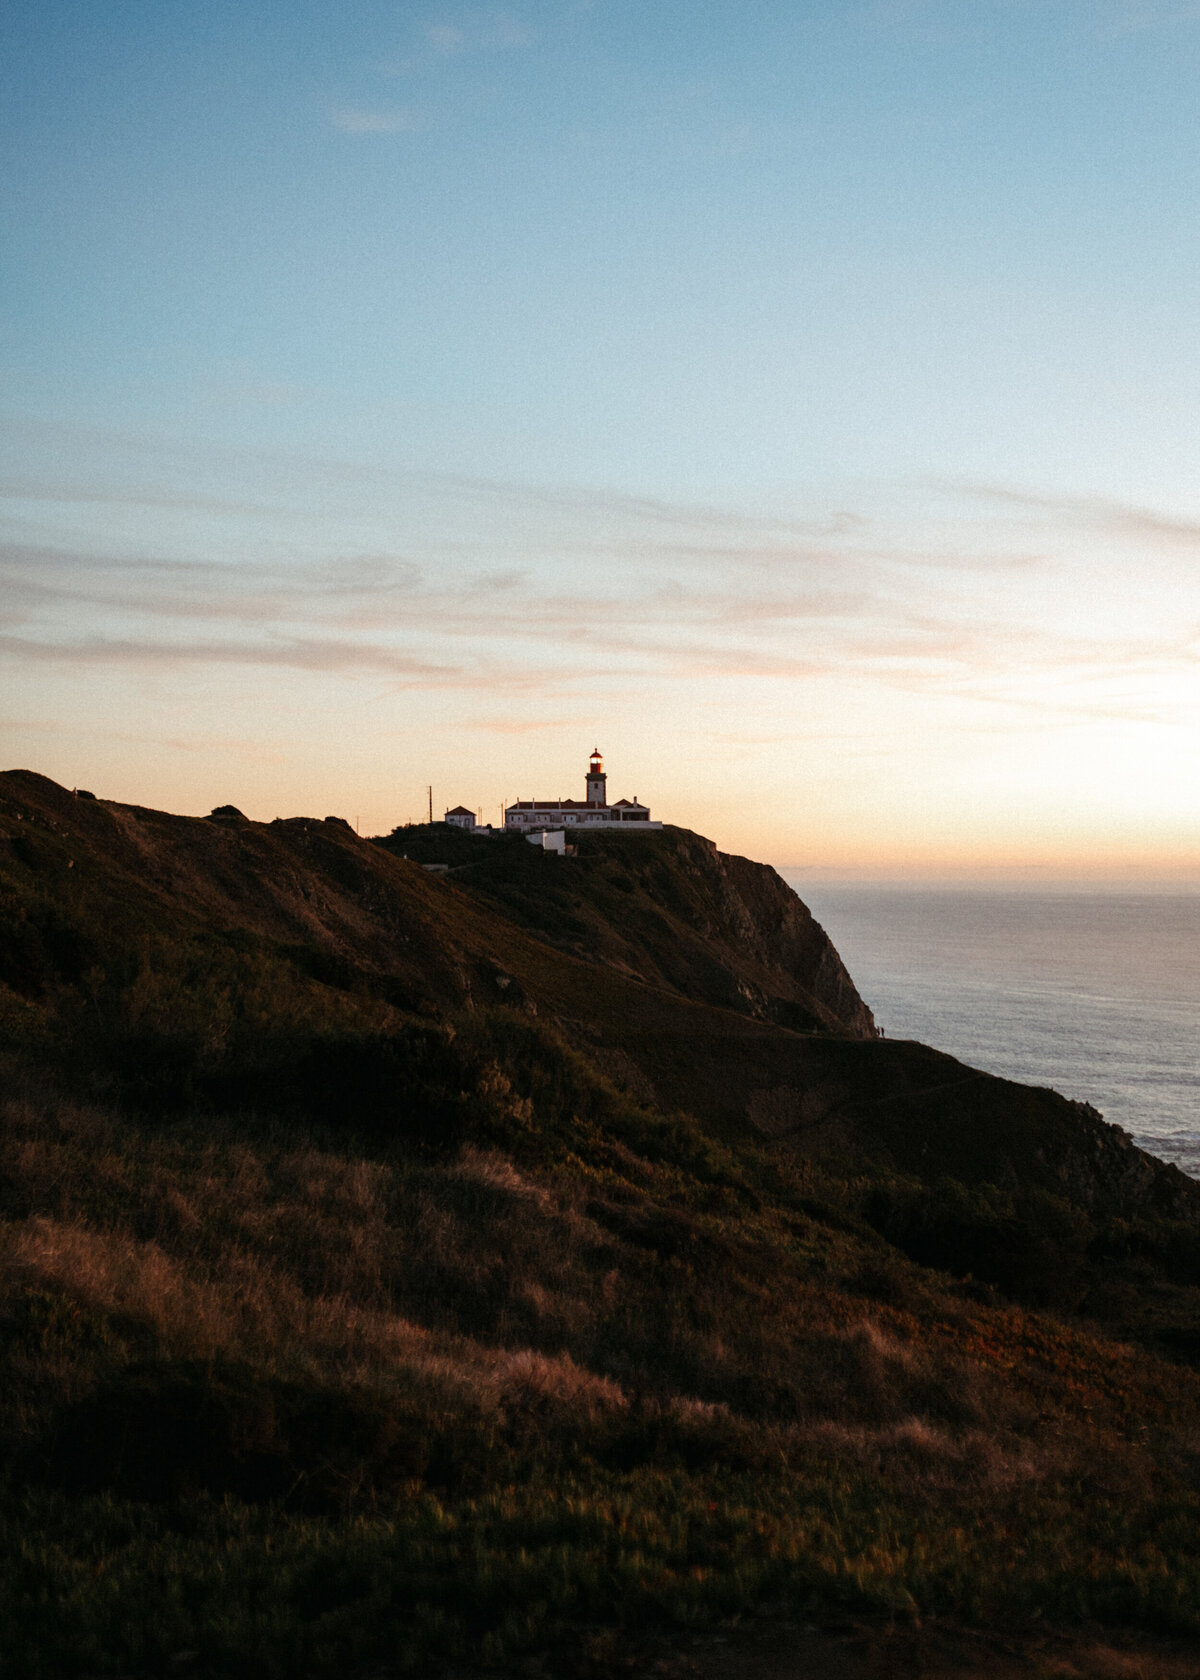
[586,749,607,807]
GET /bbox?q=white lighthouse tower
[585,748,607,808]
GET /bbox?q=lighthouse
[502,751,660,832]
[585,748,607,808]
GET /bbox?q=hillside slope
[2,771,1193,1223]
[377,820,877,1037]
[4,771,1200,1678]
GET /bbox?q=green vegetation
[2,772,1200,1675]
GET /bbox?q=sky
[2,0,1199,879]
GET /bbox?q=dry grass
[4,1084,1200,1676]
[1,1097,638,1444]
[1,1088,1186,1486]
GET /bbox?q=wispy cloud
[0,715,288,764]
[2,431,1197,731]
[380,9,537,73]
[160,734,288,764]
[966,482,1200,548]
[1,542,1191,727]
[0,632,460,683]
[330,106,419,134]
[426,11,537,54]
[458,716,583,734]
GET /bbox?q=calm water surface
[785,885,1200,1180]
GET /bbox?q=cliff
[3,770,1194,1226]
[5,769,1200,1676]
[378,820,878,1037]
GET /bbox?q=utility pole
[427,786,433,824]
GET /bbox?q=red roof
[507,798,651,814]
[445,805,474,816]
[507,798,602,810]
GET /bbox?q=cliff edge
[377,821,878,1039]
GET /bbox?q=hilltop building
[444,805,477,830]
[504,750,662,834]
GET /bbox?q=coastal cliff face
[697,837,877,1038]
[391,822,879,1039]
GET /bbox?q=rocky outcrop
[696,837,877,1038]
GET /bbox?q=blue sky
[3,2,1199,873]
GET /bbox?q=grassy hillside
[376,820,877,1037]
[2,773,1200,1678]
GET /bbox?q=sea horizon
[779,870,1200,895]
[785,878,1200,1182]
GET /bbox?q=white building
[444,805,476,829]
[504,750,662,834]
[525,828,568,854]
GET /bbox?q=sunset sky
[3,1,1199,878]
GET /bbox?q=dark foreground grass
[8,1465,1200,1678]
[4,1074,1200,1676]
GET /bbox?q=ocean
[783,884,1200,1181]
